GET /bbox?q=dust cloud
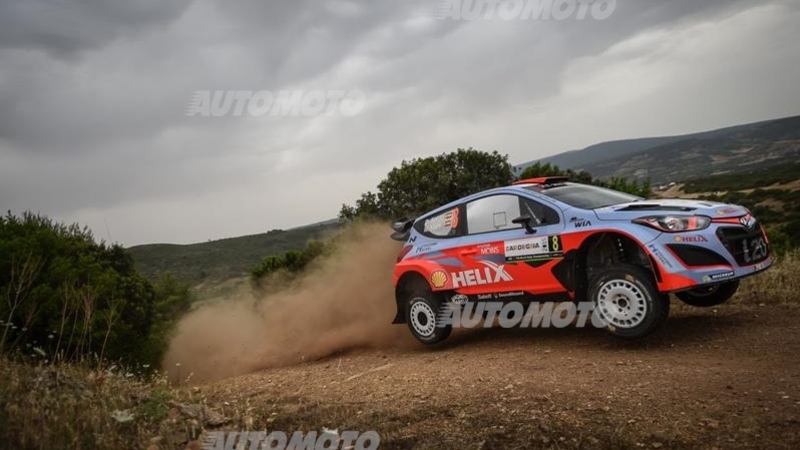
[162,222,416,383]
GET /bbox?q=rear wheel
[588,264,669,339]
[676,280,739,307]
[405,289,452,345]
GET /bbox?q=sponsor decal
[702,271,735,283]
[674,235,708,243]
[430,270,448,288]
[473,291,527,301]
[407,235,417,243]
[423,208,459,234]
[572,219,592,228]
[648,244,672,269]
[504,235,564,262]
[754,261,768,272]
[716,207,739,215]
[450,294,469,305]
[496,290,526,299]
[451,261,513,288]
[478,243,503,255]
[415,244,436,254]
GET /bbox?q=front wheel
[588,264,669,339]
[405,290,452,345]
[676,280,739,307]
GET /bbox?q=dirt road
[195,302,800,449]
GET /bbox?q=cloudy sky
[1,0,798,246]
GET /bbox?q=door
[453,194,566,295]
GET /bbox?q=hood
[593,198,747,221]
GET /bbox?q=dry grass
[0,357,417,449]
[0,359,205,449]
[735,249,800,305]
[0,355,671,450]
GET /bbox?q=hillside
[519,136,690,172]
[128,220,339,284]
[516,115,800,183]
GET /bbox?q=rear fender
[393,270,431,324]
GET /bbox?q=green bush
[0,212,191,371]
[251,239,329,281]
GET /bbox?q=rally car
[390,177,772,343]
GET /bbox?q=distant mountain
[519,136,687,172]
[515,115,800,184]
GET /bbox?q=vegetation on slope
[682,161,800,193]
[532,115,800,184]
[129,221,338,285]
[676,162,800,253]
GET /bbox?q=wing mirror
[512,215,536,234]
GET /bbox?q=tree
[517,163,593,184]
[603,176,652,198]
[0,211,187,370]
[340,148,514,220]
[517,162,563,178]
[517,162,650,197]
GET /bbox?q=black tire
[588,263,669,339]
[676,280,739,307]
[405,289,452,345]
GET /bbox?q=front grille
[716,224,770,266]
[667,244,730,267]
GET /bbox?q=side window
[419,206,461,238]
[466,195,521,234]
[520,197,560,226]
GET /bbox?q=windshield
[531,183,642,209]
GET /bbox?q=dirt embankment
[192,304,800,449]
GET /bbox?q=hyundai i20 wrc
[390,177,772,344]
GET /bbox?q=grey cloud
[0,0,192,56]
[0,0,797,244]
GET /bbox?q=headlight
[633,215,711,232]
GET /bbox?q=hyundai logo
[740,215,755,229]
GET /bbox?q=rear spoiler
[390,217,415,241]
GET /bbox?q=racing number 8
[550,236,561,252]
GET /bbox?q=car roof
[418,180,571,219]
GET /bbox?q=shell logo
[430,270,448,288]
